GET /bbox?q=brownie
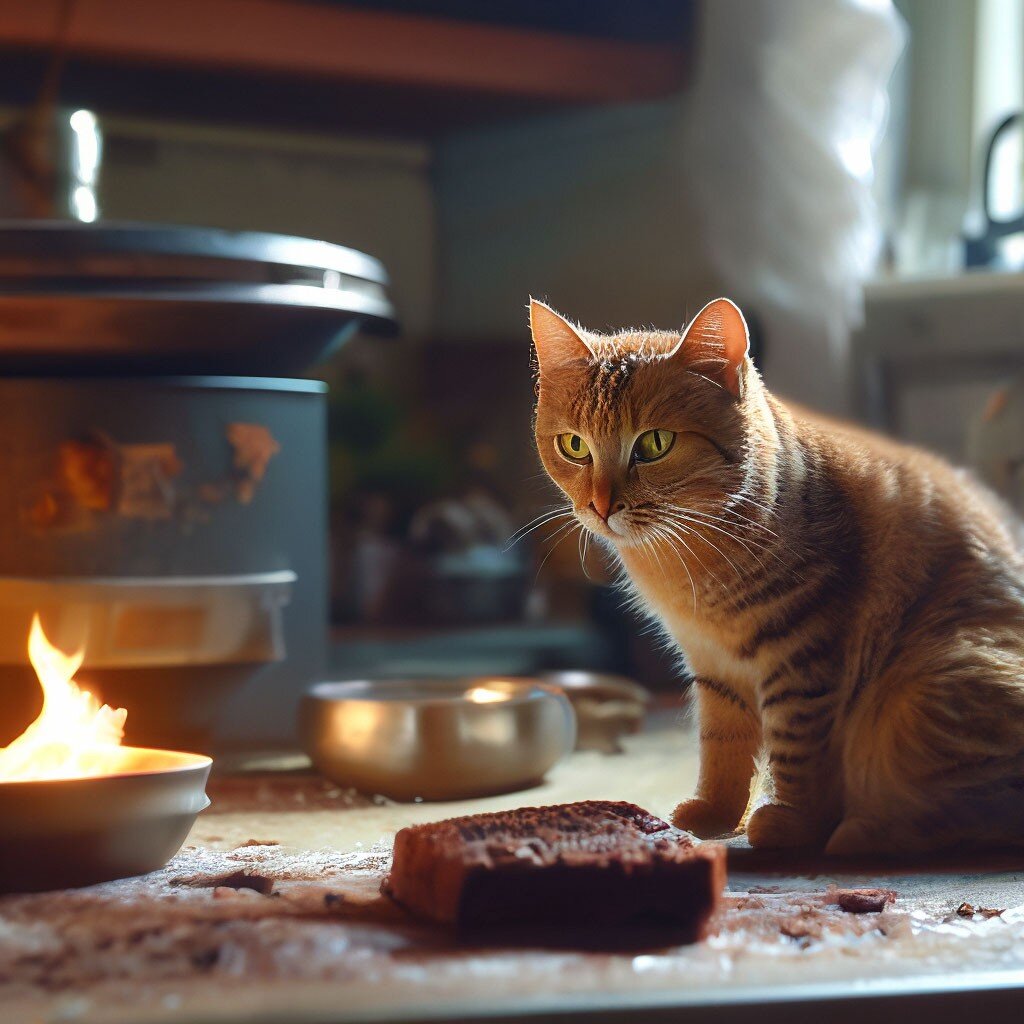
[382,800,726,938]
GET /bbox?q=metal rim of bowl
[0,747,212,790]
[540,670,652,705]
[305,677,565,706]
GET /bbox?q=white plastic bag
[683,0,905,409]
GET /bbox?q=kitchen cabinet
[852,271,1024,465]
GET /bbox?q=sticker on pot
[26,422,279,532]
[59,438,118,512]
[226,423,281,505]
[117,443,183,519]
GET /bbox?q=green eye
[634,429,675,462]
[557,433,591,461]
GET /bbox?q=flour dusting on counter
[3,836,1024,1023]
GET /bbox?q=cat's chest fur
[665,614,760,689]
[627,572,761,693]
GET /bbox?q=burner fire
[0,615,212,892]
[0,615,128,782]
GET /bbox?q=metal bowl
[300,678,576,802]
[541,671,651,753]
[0,748,212,893]
[541,670,651,706]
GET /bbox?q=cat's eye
[556,432,591,462]
[633,429,675,463]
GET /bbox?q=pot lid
[0,221,397,376]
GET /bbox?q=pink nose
[589,497,626,522]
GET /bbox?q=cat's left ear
[670,298,750,399]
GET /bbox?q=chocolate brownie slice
[382,800,725,938]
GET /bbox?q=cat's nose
[591,480,612,521]
[589,497,627,522]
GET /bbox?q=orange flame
[0,615,127,782]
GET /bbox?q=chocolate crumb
[324,892,346,909]
[176,869,276,896]
[834,888,896,913]
[190,948,220,970]
[956,902,1004,919]
[779,918,819,941]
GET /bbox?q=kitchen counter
[3,713,1024,1023]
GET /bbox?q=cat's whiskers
[534,520,582,581]
[648,524,698,612]
[726,491,778,520]
[659,510,753,581]
[714,500,781,539]
[671,501,775,539]
[666,507,773,562]
[504,507,573,550]
[668,502,787,560]
[641,531,668,588]
[664,509,774,580]
[650,518,725,590]
[714,500,809,567]
[506,508,569,544]
[541,515,580,546]
[577,527,593,581]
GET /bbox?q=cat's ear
[529,299,594,374]
[670,298,750,399]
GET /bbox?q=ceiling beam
[0,0,689,104]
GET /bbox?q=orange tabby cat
[530,297,1024,855]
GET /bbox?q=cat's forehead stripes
[566,331,680,427]
[569,356,636,422]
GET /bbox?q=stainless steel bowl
[0,748,212,893]
[541,671,651,753]
[300,678,577,801]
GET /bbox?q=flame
[0,615,127,782]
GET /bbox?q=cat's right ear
[529,299,593,374]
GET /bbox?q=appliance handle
[0,571,296,668]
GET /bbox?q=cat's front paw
[672,798,741,839]
[825,817,883,857]
[746,802,826,850]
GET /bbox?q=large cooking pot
[0,222,396,751]
[0,376,327,751]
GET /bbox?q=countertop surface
[3,713,1024,1023]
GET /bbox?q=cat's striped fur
[531,297,1024,854]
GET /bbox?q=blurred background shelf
[328,621,615,680]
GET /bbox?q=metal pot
[0,376,327,751]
